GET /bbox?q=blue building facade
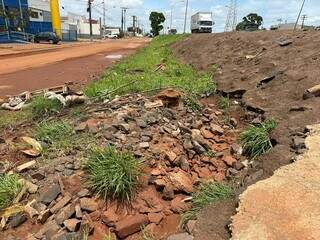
[0,0,52,42]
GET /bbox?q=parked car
[34,32,61,44]
[104,33,119,39]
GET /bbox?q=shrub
[239,119,277,158]
[181,182,234,225]
[0,174,23,210]
[84,147,142,202]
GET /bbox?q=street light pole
[183,0,189,33]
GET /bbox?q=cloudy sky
[59,0,320,33]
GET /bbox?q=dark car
[34,32,61,44]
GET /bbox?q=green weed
[0,110,32,130]
[219,96,231,124]
[84,146,142,202]
[28,96,63,119]
[239,119,277,159]
[85,35,215,99]
[0,174,23,210]
[183,94,203,112]
[181,182,234,226]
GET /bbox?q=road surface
[0,39,148,97]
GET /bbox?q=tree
[236,13,263,31]
[149,12,165,36]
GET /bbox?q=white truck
[191,12,214,33]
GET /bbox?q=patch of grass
[239,119,277,159]
[140,227,156,240]
[103,232,116,240]
[0,109,32,130]
[0,174,23,210]
[84,146,142,202]
[85,35,215,99]
[219,96,231,124]
[183,94,203,112]
[28,96,63,119]
[205,150,216,158]
[35,120,96,158]
[181,182,234,226]
[35,121,73,146]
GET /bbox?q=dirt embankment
[173,30,320,179]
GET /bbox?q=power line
[183,0,189,33]
[87,0,93,40]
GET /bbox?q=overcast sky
[59,0,320,33]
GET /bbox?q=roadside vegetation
[219,96,231,124]
[239,119,277,159]
[0,109,32,130]
[181,182,234,226]
[29,96,63,119]
[85,35,215,100]
[140,227,156,240]
[0,174,22,210]
[34,121,94,158]
[84,147,142,202]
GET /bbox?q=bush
[0,174,23,210]
[239,119,277,158]
[29,96,63,118]
[84,147,142,202]
[181,182,233,225]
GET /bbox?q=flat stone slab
[231,124,320,240]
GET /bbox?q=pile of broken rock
[1,89,247,240]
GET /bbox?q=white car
[105,33,119,39]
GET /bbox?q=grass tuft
[219,96,231,124]
[29,96,63,119]
[0,174,23,210]
[84,146,142,202]
[181,182,233,226]
[140,227,156,240]
[239,119,277,159]
[183,94,203,112]
[85,35,215,99]
[0,110,32,130]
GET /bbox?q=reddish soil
[173,30,320,239]
[0,39,148,97]
[173,30,320,178]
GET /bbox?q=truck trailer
[191,12,214,33]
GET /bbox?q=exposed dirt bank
[173,30,320,239]
[173,30,320,179]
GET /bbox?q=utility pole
[132,15,136,36]
[294,0,306,30]
[102,0,106,28]
[301,14,307,29]
[183,0,189,33]
[170,5,173,30]
[88,0,93,41]
[121,7,128,36]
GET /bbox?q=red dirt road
[0,39,148,97]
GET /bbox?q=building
[0,0,52,42]
[61,12,102,39]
